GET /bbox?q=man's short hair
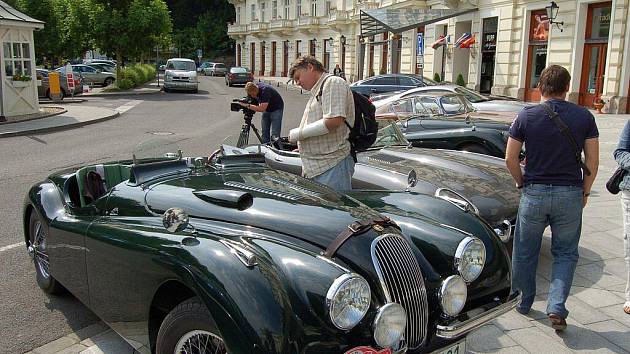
[288,55,325,79]
[245,82,259,96]
[538,65,571,97]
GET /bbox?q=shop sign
[482,33,496,51]
[530,10,549,41]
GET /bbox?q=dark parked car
[375,92,516,157]
[25,140,518,354]
[350,74,437,97]
[225,66,254,86]
[37,69,84,99]
[247,117,518,243]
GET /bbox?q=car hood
[359,147,519,225]
[142,167,472,260]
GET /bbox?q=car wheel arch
[148,279,197,352]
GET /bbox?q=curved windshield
[231,67,248,73]
[167,60,196,71]
[454,87,488,103]
[373,119,408,147]
[440,95,469,115]
[132,137,182,164]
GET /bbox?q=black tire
[156,297,226,354]
[460,143,491,155]
[192,89,198,94]
[103,77,114,86]
[163,87,170,93]
[28,212,64,294]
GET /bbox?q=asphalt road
[0,76,309,354]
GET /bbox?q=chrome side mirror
[163,207,189,233]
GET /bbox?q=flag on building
[454,33,472,48]
[431,35,447,49]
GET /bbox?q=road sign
[417,33,424,56]
[197,49,202,58]
[65,63,75,92]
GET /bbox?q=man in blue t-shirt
[505,65,599,331]
[241,82,285,144]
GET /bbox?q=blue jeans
[512,184,583,319]
[313,155,355,192]
[261,108,283,144]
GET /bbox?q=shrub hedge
[117,64,156,89]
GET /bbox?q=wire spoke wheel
[175,330,226,354]
[31,220,50,278]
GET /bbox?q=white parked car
[163,58,198,93]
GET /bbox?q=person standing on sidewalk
[287,56,355,191]
[505,65,599,330]
[613,119,630,315]
[241,82,284,144]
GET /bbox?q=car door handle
[370,88,377,92]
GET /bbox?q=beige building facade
[228,0,630,113]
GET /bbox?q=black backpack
[317,76,378,159]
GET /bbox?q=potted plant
[433,73,441,83]
[593,96,605,114]
[11,73,32,88]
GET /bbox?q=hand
[292,148,299,152]
[288,128,300,143]
[238,102,249,108]
[582,195,589,207]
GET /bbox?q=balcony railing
[249,21,269,32]
[227,24,249,34]
[269,19,295,30]
[353,1,379,16]
[328,9,349,22]
[297,16,320,26]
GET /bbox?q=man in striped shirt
[288,56,355,191]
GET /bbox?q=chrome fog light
[373,302,406,348]
[439,275,467,317]
[454,236,486,282]
[326,273,371,330]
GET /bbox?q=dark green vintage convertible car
[24,141,518,354]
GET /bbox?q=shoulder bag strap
[541,102,592,176]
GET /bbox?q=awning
[360,8,477,37]
[0,0,44,28]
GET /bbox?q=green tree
[93,0,172,78]
[14,0,63,64]
[456,73,466,86]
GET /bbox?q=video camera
[230,97,257,116]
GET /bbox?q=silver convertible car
[372,85,533,113]
[234,117,520,245]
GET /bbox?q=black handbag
[606,167,627,194]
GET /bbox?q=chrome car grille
[371,234,428,349]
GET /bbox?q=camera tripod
[236,111,263,148]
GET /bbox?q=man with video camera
[238,82,284,144]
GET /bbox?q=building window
[325,1,331,15]
[311,0,317,16]
[309,39,316,57]
[284,0,290,19]
[261,2,266,22]
[525,9,549,101]
[251,4,256,21]
[3,42,31,78]
[236,6,241,23]
[297,0,302,16]
[296,40,302,58]
[272,0,278,19]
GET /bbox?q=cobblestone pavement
[26,113,630,354]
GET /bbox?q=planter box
[10,80,31,88]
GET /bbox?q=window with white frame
[284,0,290,19]
[236,6,241,23]
[272,0,277,19]
[251,4,256,21]
[261,2,266,21]
[297,0,302,16]
[3,42,31,78]
[311,0,317,16]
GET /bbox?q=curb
[38,98,86,104]
[0,107,67,126]
[0,110,120,138]
[81,89,162,98]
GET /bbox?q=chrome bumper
[436,291,521,339]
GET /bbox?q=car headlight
[373,303,406,348]
[326,273,371,330]
[439,275,467,317]
[454,236,486,282]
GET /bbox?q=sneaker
[548,313,567,331]
[515,306,530,315]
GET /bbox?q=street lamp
[340,35,346,45]
[545,1,564,32]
